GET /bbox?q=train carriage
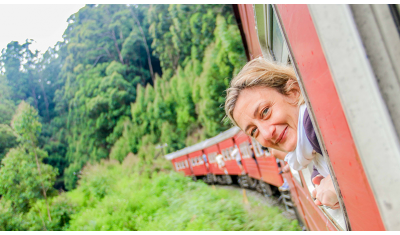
[234,132,261,181]
[188,150,209,177]
[203,144,223,175]
[217,138,243,176]
[251,139,283,188]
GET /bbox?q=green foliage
[62,159,299,231]
[0,4,246,192]
[0,124,18,161]
[0,75,16,125]
[11,101,42,145]
[0,147,57,213]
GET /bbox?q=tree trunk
[111,29,124,64]
[39,74,50,121]
[32,147,52,222]
[129,7,155,83]
[28,72,38,110]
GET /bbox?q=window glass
[208,152,217,163]
[271,6,284,62]
[222,149,227,161]
[239,142,251,159]
[185,160,188,168]
[251,138,263,157]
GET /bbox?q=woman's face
[232,86,300,153]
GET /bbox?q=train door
[217,138,242,175]
[234,131,261,180]
[251,138,283,187]
[188,150,208,176]
[203,144,224,175]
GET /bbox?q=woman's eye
[262,108,269,117]
[251,128,257,137]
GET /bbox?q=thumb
[312,188,317,199]
[312,174,324,186]
[314,198,322,206]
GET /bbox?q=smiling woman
[225,58,302,153]
[225,57,337,209]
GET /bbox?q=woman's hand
[282,164,290,173]
[312,174,340,210]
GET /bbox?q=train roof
[164,126,241,160]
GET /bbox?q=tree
[6,101,58,221]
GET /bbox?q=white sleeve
[285,152,311,171]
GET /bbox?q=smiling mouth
[276,126,288,144]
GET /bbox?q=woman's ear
[286,82,301,105]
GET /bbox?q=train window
[270,7,284,62]
[175,162,179,170]
[208,152,217,163]
[198,156,204,165]
[264,147,271,156]
[221,149,227,161]
[239,143,251,159]
[301,164,346,230]
[185,160,188,168]
[251,138,265,157]
[228,147,234,160]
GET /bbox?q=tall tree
[7,101,57,220]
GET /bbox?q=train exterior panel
[218,138,242,175]
[171,155,192,176]
[250,139,284,187]
[188,150,208,176]
[234,132,261,180]
[256,156,283,187]
[203,144,224,175]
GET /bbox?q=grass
[62,154,300,231]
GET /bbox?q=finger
[312,174,324,186]
[312,188,317,199]
[314,199,322,206]
[283,165,290,173]
[331,202,340,210]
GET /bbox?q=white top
[216,154,225,168]
[231,148,241,162]
[285,104,330,177]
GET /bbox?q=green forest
[0,4,299,230]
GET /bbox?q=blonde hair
[225,57,304,126]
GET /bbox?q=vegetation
[0,153,299,231]
[0,4,299,231]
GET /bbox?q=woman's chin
[282,142,297,153]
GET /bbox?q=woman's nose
[259,124,275,141]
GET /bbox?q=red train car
[251,138,283,188]
[188,150,209,177]
[171,155,191,176]
[235,4,400,231]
